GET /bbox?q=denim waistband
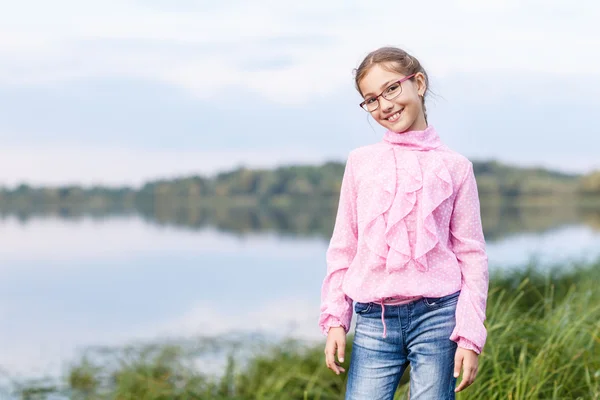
[359,291,459,339]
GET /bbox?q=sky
[1,0,599,187]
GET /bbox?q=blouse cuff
[320,315,348,336]
[457,337,482,354]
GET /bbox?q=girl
[319,47,489,400]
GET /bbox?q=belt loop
[380,300,387,338]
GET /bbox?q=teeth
[387,110,402,121]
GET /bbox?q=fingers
[337,342,345,364]
[325,350,345,374]
[337,342,346,374]
[453,351,463,381]
[324,340,338,374]
[324,338,346,375]
[455,365,478,392]
[454,354,478,393]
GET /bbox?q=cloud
[1,1,600,184]
[1,1,599,103]
[1,69,599,187]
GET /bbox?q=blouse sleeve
[318,153,358,335]
[448,162,489,354]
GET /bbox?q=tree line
[0,160,598,210]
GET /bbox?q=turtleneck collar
[382,125,442,151]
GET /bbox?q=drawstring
[376,296,422,339]
[379,300,387,338]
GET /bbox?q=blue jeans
[346,290,460,400]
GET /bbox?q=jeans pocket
[422,290,461,309]
[354,302,373,315]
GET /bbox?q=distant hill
[1,160,598,240]
[471,160,581,197]
[472,160,579,181]
[0,160,598,212]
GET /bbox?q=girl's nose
[379,96,394,111]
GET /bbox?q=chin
[378,112,416,133]
[387,119,414,133]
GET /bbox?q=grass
[7,259,600,400]
[466,263,600,399]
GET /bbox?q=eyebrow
[363,79,397,97]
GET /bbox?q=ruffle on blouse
[361,129,454,273]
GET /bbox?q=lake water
[1,212,600,382]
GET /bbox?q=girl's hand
[324,326,346,375]
[454,347,479,392]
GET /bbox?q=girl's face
[358,63,427,133]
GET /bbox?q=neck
[404,115,427,133]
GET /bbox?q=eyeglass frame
[359,73,417,112]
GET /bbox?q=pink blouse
[318,125,489,354]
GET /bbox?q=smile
[386,109,403,122]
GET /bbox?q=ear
[415,72,427,97]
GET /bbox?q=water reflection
[1,205,600,382]
[2,200,600,243]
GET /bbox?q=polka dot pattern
[318,126,489,354]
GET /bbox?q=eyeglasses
[359,73,416,112]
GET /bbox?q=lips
[385,108,404,122]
